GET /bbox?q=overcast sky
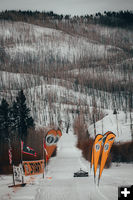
[0,0,133,15]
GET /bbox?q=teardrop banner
[45,129,62,160]
[92,134,103,179]
[98,132,116,184]
[91,131,113,169]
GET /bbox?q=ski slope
[1,129,131,200]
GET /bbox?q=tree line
[94,10,133,27]
[0,90,34,142]
[0,10,133,28]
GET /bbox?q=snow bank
[89,111,133,142]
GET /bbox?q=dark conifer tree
[12,90,34,140]
[0,98,11,141]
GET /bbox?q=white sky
[0,0,133,16]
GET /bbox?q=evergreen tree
[12,90,34,140]
[10,100,19,133]
[0,98,11,141]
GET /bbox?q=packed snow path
[11,131,133,200]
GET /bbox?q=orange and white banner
[45,129,62,160]
[91,131,112,169]
[99,132,116,181]
[92,134,103,178]
[23,160,44,176]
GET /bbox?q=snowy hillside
[0,21,133,143]
[0,21,122,63]
[0,69,132,142]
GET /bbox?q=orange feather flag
[45,129,62,160]
[98,132,116,183]
[93,134,103,178]
[45,129,57,160]
[91,131,112,170]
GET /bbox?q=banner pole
[45,147,47,173]
[90,145,94,175]
[44,138,48,173]
[43,138,44,179]
[98,175,100,186]
[12,165,15,186]
[21,140,24,184]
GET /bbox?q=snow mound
[89,111,132,142]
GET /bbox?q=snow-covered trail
[34,133,107,200]
[11,131,133,200]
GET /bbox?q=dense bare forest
[0,11,132,108]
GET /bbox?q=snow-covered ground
[0,128,133,200]
[89,111,133,142]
